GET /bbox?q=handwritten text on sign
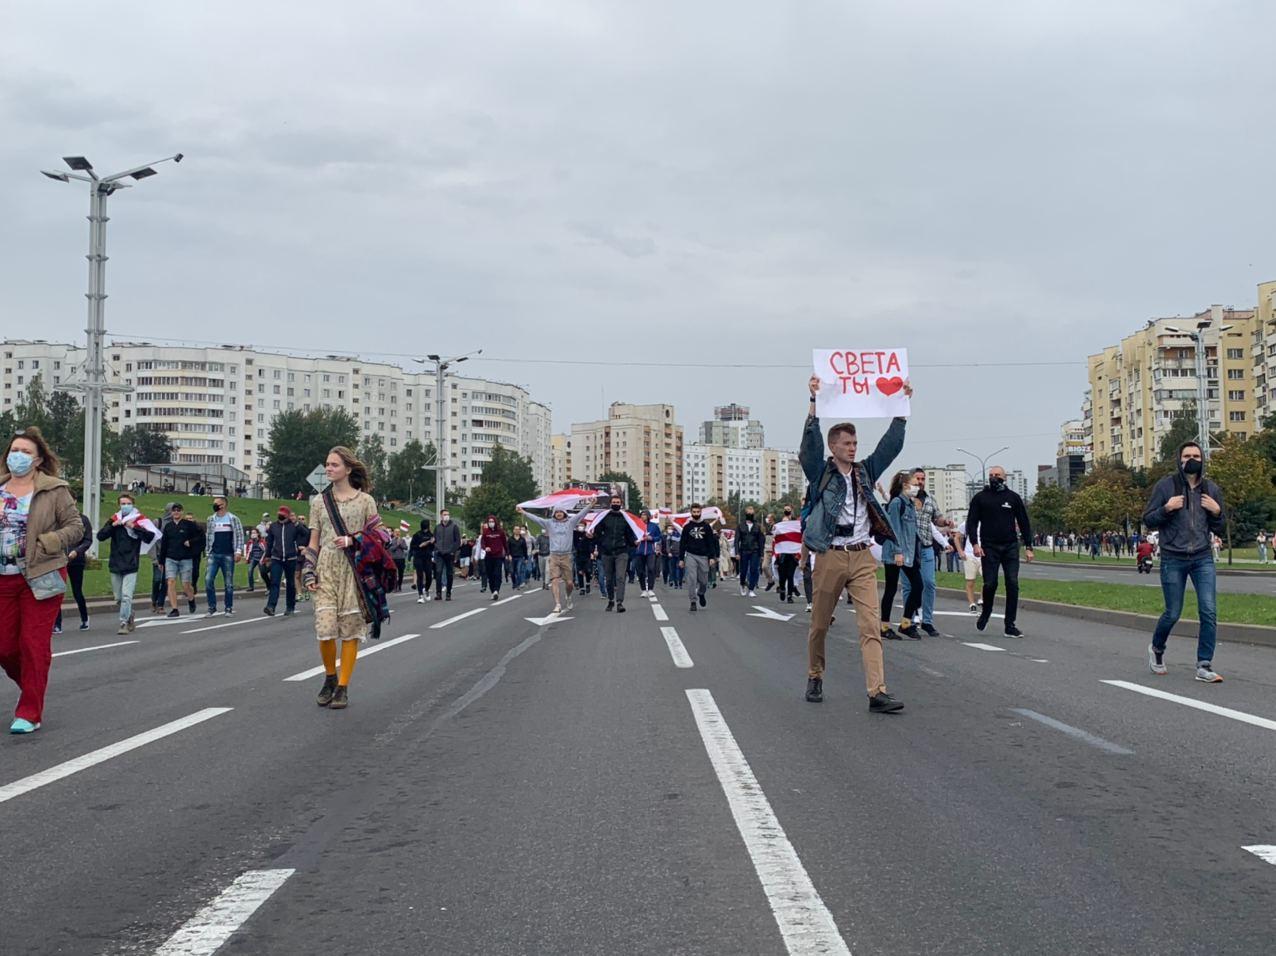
[812,348,910,418]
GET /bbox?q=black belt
[829,543,871,552]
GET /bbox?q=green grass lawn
[1037,547,1274,569]
[67,492,421,599]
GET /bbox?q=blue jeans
[205,553,236,611]
[511,557,526,588]
[738,552,760,591]
[267,558,297,612]
[902,545,937,625]
[1153,552,1217,663]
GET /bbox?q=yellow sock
[338,639,358,686]
[319,640,337,675]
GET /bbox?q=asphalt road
[4,573,1276,955]
[1018,558,1276,595]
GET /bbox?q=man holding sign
[801,362,911,713]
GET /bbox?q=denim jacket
[800,414,906,553]
[880,495,919,567]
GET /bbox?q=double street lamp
[956,445,1009,485]
[1164,319,1231,461]
[414,349,483,518]
[42,152,183,552]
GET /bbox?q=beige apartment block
[1086,306,1256,469]
[569,403,684,508]
[1252,280,1276,422]
[683,444,799,506]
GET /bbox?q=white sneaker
[748,590,757,598]
[805,603,812,612]
[204,610,219,618]
[969,603,978,613]
[1148,644,1167,676]
[553,605,562,614]
[417,596,425,604]
[425,593,433,601]
[1195,662,1223,683]
[567,597,574,610]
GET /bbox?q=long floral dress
[311,491,378,643]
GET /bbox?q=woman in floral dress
[303,446,378,710]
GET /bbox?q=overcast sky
[3,1,1274,484]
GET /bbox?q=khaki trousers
[807,547,887,696]
[548,553,574,605]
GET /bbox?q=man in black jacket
[965,465,1034,637]
[678,504,720,612]
[735,507,765,597]
[262,506,305,616]
[595,494,638,612]
[55,513,94,633]
[160,503,201,617]
[99,494,157,633]
[1142,440,1226,682]
[433,509,462,601]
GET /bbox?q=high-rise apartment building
[0,340,553,495]
[1056,418,1090,490]
[1251,280,1276,422]
[1086,306,1256,469]
[569,403,683,508]
[698,403,765,449]
[683,444,798,506]
[919,464,971,521]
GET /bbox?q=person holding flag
[96,492,158,634]
[518,494,596,613]
[772,506,802,604]
[592,494,638,612]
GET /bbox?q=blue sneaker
[9,718,40,734]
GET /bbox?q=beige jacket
[0,470,83,580]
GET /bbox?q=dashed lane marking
[1011,708,1133,755]
[962,642,1006,652]
[429,608,485,629]
[652,604,669,622]
[1102,680,1276,732]
[52,640,139,658]
[154,868,295,955]
[1243,845,1276,866]
[283,633,423,682]
[660,627,694,668]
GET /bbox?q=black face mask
[610,504,621,512]
[1183,458,1203,477]
[746,513,755,520]
[989,476,1006,491]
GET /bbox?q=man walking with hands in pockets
[802,373,911,713]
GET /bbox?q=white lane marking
[492,594,522,606]
[0,708,232,805]
[1011,708,1133,755]
[283,633,422,682]
[1031,659,1050,663]
[652,604,669,622]
[1102,680,1276,732]
[182,615,285,635]
[930,610,1004,619]
[962,642,1006,652]
[525,614,573,626]
[660,627,694,668]
[135,616,199,629]
[747,605,794,622]
[429,608,485,629]
[917,665,945,679]
[685,690,850,955]
[52,640,139,658]
[155,868,294,956]
[1243,845,1276,865]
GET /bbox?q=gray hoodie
[522,507,593,554]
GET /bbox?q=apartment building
[0,340,553,494]
[1056,418,1089,490]
[1252,280,1276,423]
[683,444,799,506]
[698,403,765,449]
[569,403,683,508]
[919,464,971,520]
[1086,306,1257,469]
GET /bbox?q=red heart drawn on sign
[875,376,904,397]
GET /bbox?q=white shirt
[830,466,871,547]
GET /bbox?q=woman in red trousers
[0,427,83,734]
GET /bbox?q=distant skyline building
[568,402,684,508]
[698,403,765,449]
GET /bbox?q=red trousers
[0,572,62,724]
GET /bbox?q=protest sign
[811,348,910,419]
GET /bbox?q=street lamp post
[1165,320,1231,460]
[42,153,183,552]
[956,445,1009,485]
[414,349,483,518]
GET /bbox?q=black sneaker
[316,674,338,707]
[283,609,295,616]
[445,593,452,601]
[167,608,180,618]
[698,593,706,607]
[899,623,921,640]
[1003,625,1024,638]
[328,685,349,710]
[765,582,775,592]
[263,605,276,616]
[869,693,904,713]
[188,601,197,615]
[606,601,615,612]
[616,603,626,613]
[976,610,990,632]
[805,677,823,703]
[920,623,940,637]
[881,625,902,641]
[689,603,697,612]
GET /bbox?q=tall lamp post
[956,445,1009,485]
[414,349,483,518]
[42,152,183,551]
[1164,320,1230,460]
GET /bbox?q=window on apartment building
[273,370,281,379]
[257,384,265,394]
[1227,348,1245,359]
[1228,390,1245,401]
[54,362,61,371]
[16,376,22,385]
[1229,411,1246,422]
[31,360,38,369]
[1227,369,1245,380]
[287,387,294,396]
[273,400,280,409]
[16,361,23,370]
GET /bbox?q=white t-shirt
[830,467,871,546]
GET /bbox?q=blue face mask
[120,504,136,517]
[6,451,34,476]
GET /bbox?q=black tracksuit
[966,485,1033,629]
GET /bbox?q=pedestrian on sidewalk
[678,504,719,612]
[54,511,93,634]
[479,515,509,600]
[635,509,663,597]
[519,496,596,613]
[595,495,638,612]
[160,503,201,617]
[262,506,304,616]
[1142,440,1226,682]
[410,519,435,603]
[97,493,157,634]
[202,496,243,617]
[800,374,909,713]
[0,427,84,734]
[434,510,460,600]
[880,471,925,640]
[304,446,378,710]
[966,465,1034,638]
[736,507,765,598]
[1259,529,1270,564]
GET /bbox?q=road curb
[935,587,1276,649]
[1029,559,1276,579]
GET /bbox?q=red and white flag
[584,509,649,540]
[670,506,724,529]
[111,509,161,556]
[772,519,802,555]
[400,519,411,534]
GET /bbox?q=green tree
[481,443,539,504]
[383,439,434,503]
[117,426,174,466]
[1205,436,1276,563]
[1028,481,1070,534]
[1067,463,1144,532]
[461,482,517,534]
[359,434,388,491]
[14,373,49,430]
[262,407,360,498]
[595,470,645,515]
[1157,408,1199,466]
[760,487,803,519]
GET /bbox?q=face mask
[1183,458,1203,476]
[6,451,34,476]
[120,504,136,516]
[746,513,755,520]
[278,514,287,521]
[989,476,1006,491]
[214,503,225,512]
[783,511,792,518]
[904,486,919,498]
[610,504,621,512]
[441,516,450,524]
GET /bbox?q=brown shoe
[328,685,349,710]
[316,674,338,707]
